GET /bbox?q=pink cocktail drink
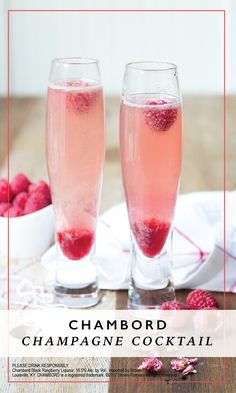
[120,94,182,257]
[120,61,182,309]
[47,80,105,260]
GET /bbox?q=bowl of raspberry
[0,173,55,259]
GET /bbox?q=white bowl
[0,204,55,259]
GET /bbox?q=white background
[0,0,235,96]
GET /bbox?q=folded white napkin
[42,191,236,293]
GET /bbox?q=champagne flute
[120,62,182,309]
[46,58,105,308]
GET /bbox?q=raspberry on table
[3,206,23,217]
[10,173,31,195]
[186,289,219,310]
[24,192,49,214]
[13,192,29,210]
[0,179,13,203]
[0,202,11,216]
[161,300,188,310]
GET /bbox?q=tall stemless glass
[46,58,105,308]
[120,62,182,309]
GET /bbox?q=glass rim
[52,57,99,65]
[126,61,177,72]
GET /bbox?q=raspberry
[144,100,178,132]
[57,229,94,260]
[10,173,31,195]
[24,192,49,214]
[0,202,11,216]
[0,179,13,203]
[29,181,51,203]
[132,218,170,257]
[186,289,219,310]
[66,83,98,114]
[3,206,23,217]
[13,192,28,209]
[161,301,188,310]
